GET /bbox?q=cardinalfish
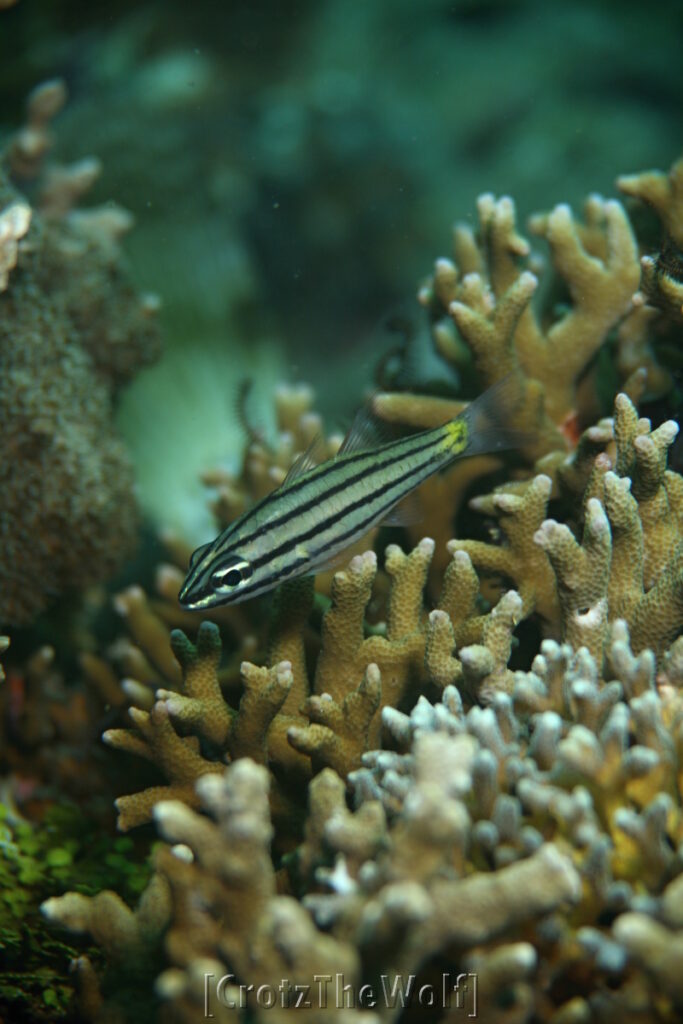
[178,376,528,610]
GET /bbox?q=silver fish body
[178,377,525,610]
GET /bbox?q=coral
[366,173,675,586]
[52,618,683,1022]
[42,874,170,970]
[100,535,525,832]
[451,389,683,664]
[37,146,683,1023]
[617,156,683,364]
[377,187,640,447]
[0,633,128,815]
[618,156,683,249]
[0,82,161,625]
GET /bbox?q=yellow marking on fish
[443,419,469,454]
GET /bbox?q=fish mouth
[177,583,222,611]
[177,581,201,609]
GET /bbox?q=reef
[17,142,683,1023]
[45,618,683,1022]
[0,81,161,626]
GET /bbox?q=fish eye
[211,559,252,590]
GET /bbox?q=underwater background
[1,0,683,1021]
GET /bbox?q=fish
[178,375,528,610]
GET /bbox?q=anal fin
[380,492,423,528]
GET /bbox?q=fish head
[177,515,266,610]
[178,544,254,610]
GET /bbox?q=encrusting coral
[0,80,161,625]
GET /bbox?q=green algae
[0,800,153,1022]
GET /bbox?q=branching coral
[0,81,161,625]
[99,532,528,835]
[618,156,683,249]
[450,388,683,664]
[50,617,683,1022]
[376,184,640,448]
[38,148,683,1024]
[615,157,683,388]
[366,172,670,587]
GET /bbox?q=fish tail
[446,373,533,459]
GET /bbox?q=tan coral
[48,605,683,1022]
[618,156,683,248]
[312,543,432,730]
[103,620,299,830]
[104,701,222,831]
[454,390,683,662]
[523,196,640,419]
[449,473,558,623]
[534,497,611,662]
[425,589,523,700]
[618,156,683,321]
[288,662,382,775]
[39,148,683,1024]
[153,761,362,1022]
[42,873,171,966]
[390,188,640,448]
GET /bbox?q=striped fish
[178,377,526,610]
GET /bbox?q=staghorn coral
[38,147,683,1023]
[613,156,683,401]
[100,534,523,831]
[367,164,683,584]
[451,388,683,663]
[0,81,161,625]
[376,183,640,445]
[48,620,683,1023]
[618,156,683,249]
[85,181,683,834]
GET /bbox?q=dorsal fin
[338,402,393,456]
[281,435,324,487]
